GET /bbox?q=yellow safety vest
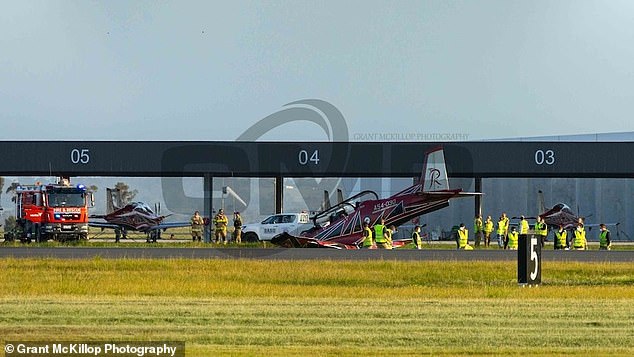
[484,220,494,234]
[374,224,386,243]
[599,230,610,248]
[573,229,586,249]
[508,231,519,249]
[497,221,506,235]
[385,229,393,243]
[555,230,567,248]
[458,229,468,248]
[519,220,529,235]
[536,221,548,236]
[363,227,373,247]
[474,218,483,233]
[502,217,510,232]
[412,231,421,248]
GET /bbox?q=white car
[242,212,312,242]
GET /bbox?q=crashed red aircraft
[271,147,478,249]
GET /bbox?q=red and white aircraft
[89,188,191,242]
[271,147,478,249]
[533,190,618,232]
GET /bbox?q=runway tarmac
[0,247,632,262]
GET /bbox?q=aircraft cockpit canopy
[131,202,154,214]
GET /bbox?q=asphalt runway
[0,247,632,262]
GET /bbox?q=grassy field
[1,259,633,356]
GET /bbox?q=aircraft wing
[580,222,619,231]
[419,191,481,197]
[89,220,191,231]
[456,192,483,196]
[151,221,192,230]
[88,221,123,230]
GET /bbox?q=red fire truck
[5,177,93,242]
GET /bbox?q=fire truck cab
[8,177,94,242]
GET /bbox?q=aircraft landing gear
[147,230,160,243]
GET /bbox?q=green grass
[1,259,634,355]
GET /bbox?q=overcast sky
[1,0,633,141]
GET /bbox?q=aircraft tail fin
[224,186,248,208]
[420,147,449,192]
[336,189,344,204]
[106,188,119,214]
[321,190,332,211]
[537,190,546,214]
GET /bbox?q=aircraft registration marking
[373,199,397,213]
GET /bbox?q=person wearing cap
[232,212,243,244]
[190,210,204,242]
[599,223,611,250]
[213,209,229,244]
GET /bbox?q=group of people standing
[360,218,425,249]
[466,213,612,251]
[553,221,611,250]
[190,209,243,244]
[459,214,509,250]
[189,210,613,250]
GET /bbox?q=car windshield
[261,215,282,224]
[47,191,85,207]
